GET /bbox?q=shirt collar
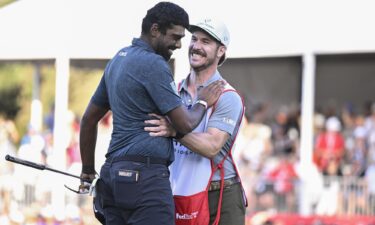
[132,38,155,53]
[178,70,223,93]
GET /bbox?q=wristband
[196,100,208,110]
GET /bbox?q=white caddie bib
[170,108,213,196]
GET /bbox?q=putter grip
[5,154,46,170]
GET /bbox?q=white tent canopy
[1,0,375,60]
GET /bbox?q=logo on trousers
[176,212,198,220]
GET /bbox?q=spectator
[314,116,345,172]
[66,111,81,168]
[0,117,18,205]
[270,107,295,156]
[44,103,55,132]
[313,112,326,140]
[237,104,273,213]
[266,153,298,212]
[365,155,375,206]
[365,103,375,166]
[239,103,273,173]
[346,126,368,177]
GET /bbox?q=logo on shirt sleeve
[170,81,178,95]
[222,117,236,126]
[118,51,127,57]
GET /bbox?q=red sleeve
[315,133,326,149]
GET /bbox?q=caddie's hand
[79,173,96,194]
[197,80,226,107]
[144,113,176,137]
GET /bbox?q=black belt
[208,177,240,191]
[106,155,170,166]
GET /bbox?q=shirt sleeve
[208,91,243,135]
[143,58,182,115]
[90,74,110,109]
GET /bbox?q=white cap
[326,116,341,132]
[189,18,230,47]
[189,18,230,65]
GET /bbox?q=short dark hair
[141,2,189,35]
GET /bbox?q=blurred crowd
[0,108,111,225]
[235,101,375,224]
[1,101,375,224]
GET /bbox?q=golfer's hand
[197,80,225,107]
[79,173,96,194]
[144,113,176,137]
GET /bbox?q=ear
[217,45,226,58]
[150,23,161,37]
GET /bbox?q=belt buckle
[208,178,234,191]
[226,177,236,186]
[209,181,219,191]
[209,177,237,191]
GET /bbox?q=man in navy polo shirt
[78,2,224,225]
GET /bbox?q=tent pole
[298,52,319,215]
[30,62,42,131]
[52,56,70,218]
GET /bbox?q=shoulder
[134,52,172,79]
[217,88,243,106]
[126,44,167,69]
[142,54,171,76]
[210,86,243,118]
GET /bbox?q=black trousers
[208,182,246,225]
[98,160,174,225]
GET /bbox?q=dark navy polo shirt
[91,38,182,161]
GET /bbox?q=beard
[189,48,216,72]
[155,41,174,61]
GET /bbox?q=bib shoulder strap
[177,79,185,93]
[210,84,243,118]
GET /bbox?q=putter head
[64,184,89,194]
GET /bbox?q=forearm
[178,132,224,159]
[80,119,98,173]
[79,102,109,173]
[168,104,206,134]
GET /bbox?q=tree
[0,85,22,120]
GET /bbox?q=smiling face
[188,30,226,72]
[154,24,185,61]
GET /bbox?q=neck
[140,34,155,49]
[189,66,217,87]
[187,66,217,99]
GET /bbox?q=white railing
[1,173,374,223]
[246,175,375,216]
